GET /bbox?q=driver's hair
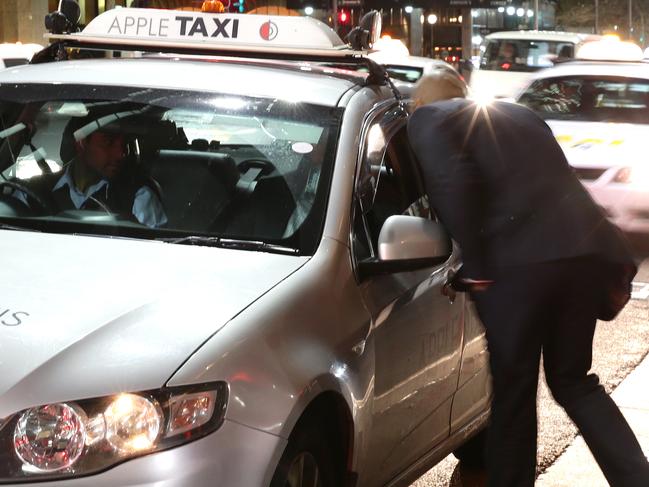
[412,70,468,109]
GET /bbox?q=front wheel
[270,420,343,487]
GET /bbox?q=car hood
[0,230,307,417]
[547,119,649,168]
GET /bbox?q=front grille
[573,167,606,181]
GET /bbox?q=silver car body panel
[0,230,307,418]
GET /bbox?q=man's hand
[456,278,494,293]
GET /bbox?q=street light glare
[304,6,314,15]
[405,5,414,13]
[427,14,438,24]
[506,6,516,15]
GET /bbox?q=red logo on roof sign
[259,21,278,41]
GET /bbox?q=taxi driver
[20,111,167,228]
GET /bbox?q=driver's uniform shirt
[16,167,167,228]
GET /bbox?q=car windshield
[0,84,342,254]
[480,39,575,72]
[518,75,649,123]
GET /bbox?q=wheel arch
[267,387,357,487]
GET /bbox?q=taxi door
[352,107,464,485]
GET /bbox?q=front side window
[0,84,341,254]
[518,75,649,123]
[353,113,430,264]
[480,40,574,72]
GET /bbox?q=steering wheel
[238,159,277,178]
[0,180,53,214]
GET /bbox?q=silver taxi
[0,5,490,487]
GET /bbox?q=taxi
[367,36,458,84]
[516,38,649,242]
[0,2,490,486]
[471,30,601,99]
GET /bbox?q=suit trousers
[471,256,649,487]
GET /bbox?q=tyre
[453,428,488,469]
[270,419,344,487]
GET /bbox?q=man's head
[500,42,517,61]
[412,69,468,108]
[61,111,130,184]
[75,130,126,180]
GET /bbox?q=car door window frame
[350,103,435,280]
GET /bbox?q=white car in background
[472,30,601,99]
[0,43,42,69]
[516,40,649,246]
[367,37,459,84]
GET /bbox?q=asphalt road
[410,257,649,487]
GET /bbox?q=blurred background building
[8,0,620,63]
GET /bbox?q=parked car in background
[0,43,42,69]
[471,31,601,99]
[367,36,459,84]
[516,39,649,247]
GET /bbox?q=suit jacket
[407,98,633,279]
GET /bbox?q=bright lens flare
[104,394,162,454]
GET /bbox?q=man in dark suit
[407,71,649,486]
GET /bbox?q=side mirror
[357,215,451,279]
[45,0,81,35]
[346,11,382,51]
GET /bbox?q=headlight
[0,382,228,482]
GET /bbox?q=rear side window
[480,40,574,72]
[518,75,649,123]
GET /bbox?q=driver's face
[79,131,126,180]
[502,43,515,58]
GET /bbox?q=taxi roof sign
[576,38,644,62]
[46,8,347,53]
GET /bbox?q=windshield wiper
[161,236,300,255]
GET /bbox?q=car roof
[0,57,361,107]
[485,30,599,44]
[529,60,649,81]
